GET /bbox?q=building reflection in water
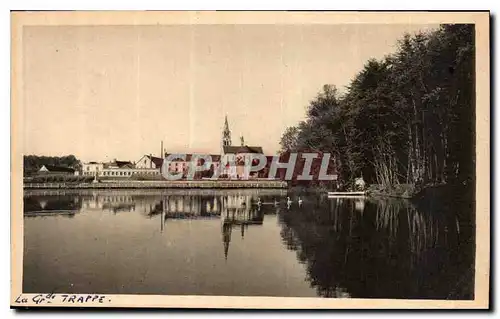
[219,194,267,260]
[43,191,280,260]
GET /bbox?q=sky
[22,23,436,162]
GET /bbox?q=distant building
[164,153,221,176]
[218,116,265,179]
[82,159,160,178]
[109,160,134,169]
[221,145,264,179]
[77,115,271,180]
[38,165,75,175]
[164,153,190,174]
[136,155,164,171]
[81,161,104,176]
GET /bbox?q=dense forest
[23,155,81,176]
[280,24,475,192]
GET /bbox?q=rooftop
[223,146,263,154]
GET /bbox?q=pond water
[22,189,475,299]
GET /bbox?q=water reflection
[24,190,283,262]
[23,189,474,299]
[278,195,474,299]
[23,195,82,218]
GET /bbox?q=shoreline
[23,188,289,197]
[365,183,473,201]
[366,191,413,199]
[23,180,288,190]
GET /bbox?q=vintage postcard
[10,11,490,309]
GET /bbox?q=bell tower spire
[222,115,232,148]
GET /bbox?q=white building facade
[81,159,161,178]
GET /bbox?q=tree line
[23,155,81,176]
[280,24,475,191]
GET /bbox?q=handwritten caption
[15,293,111,305]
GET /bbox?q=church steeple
[222,115,232,149]
[222,222,232,261]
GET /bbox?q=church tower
[222,115,232,151]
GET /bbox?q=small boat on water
[327,191,367,197]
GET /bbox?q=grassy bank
[24,175,95,183]
[287,184,332,194]
[367,184,420,199]
[366,182,474,203]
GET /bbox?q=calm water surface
[23,189,475,299]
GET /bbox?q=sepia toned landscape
[11,11,490,309]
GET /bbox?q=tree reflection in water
[23,189,474,299]
[278,195,475,299]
